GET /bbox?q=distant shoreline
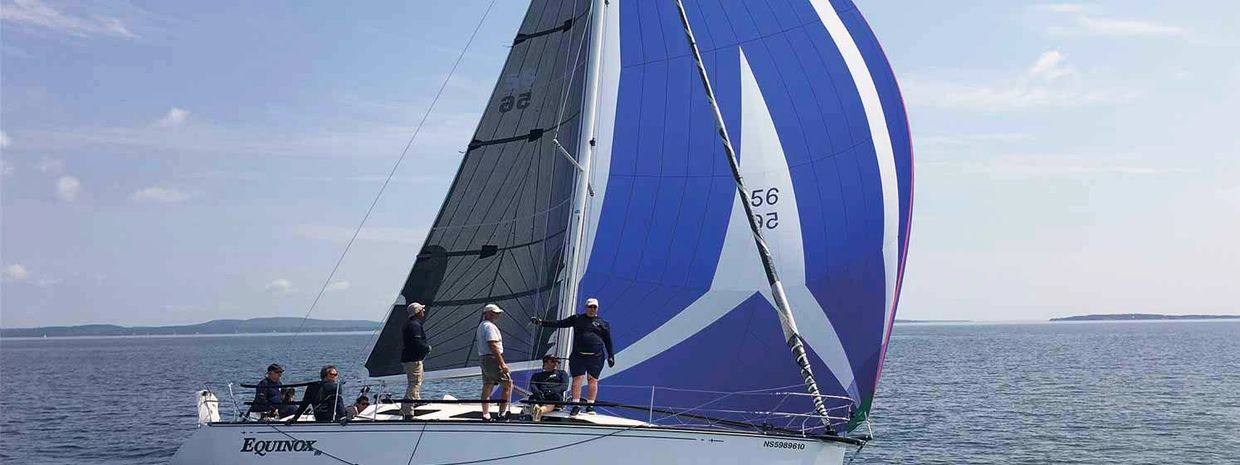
[1050,313,1240,322]
[0,317,381,338]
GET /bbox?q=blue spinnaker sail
[577,0,912,433]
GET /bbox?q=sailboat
[172,0,911,463]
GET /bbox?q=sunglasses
[327,372,339,377]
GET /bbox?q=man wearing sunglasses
[531,297,614,416]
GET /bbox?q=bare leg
[570,375,584,401]
[586,375,599,401]
[499,380,513,414]
[481,382,494,417]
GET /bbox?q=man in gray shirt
[476,304,511,421]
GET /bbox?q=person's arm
[553,370,569,394]
[531,314,576,328]
[487,340,508,372]
[602,320,616,366]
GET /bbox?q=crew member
[477,304,512,421]
[401,302,431,419]
[249,363,285,419]
[531,297,614,415]
[527,355,570,421]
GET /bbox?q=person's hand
[500,363,510,374]
[607,356,615,368]
[529,317,542,325]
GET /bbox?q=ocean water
[1,321,1237,464]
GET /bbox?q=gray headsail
[366,0,595,378]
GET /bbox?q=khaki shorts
[479,355,511,384]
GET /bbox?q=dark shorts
[569,351,605,378]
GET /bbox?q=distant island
[0,317,382,338]
[1051,313,1240,322]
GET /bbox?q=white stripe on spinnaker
[809,0,901,345]
[738,49,857,398]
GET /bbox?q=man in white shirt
[476,304,512,421]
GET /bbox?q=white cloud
[2,264,30,281]
[36,157,63,173]
[0,130,10,147]
[293,224,427,244]
[1027,50,1073,81]
[56,175,81,201]
[156,107,189,127]
[130,186,190,204]
[264,278,298,296]
[1036,4,1186,38]
[325,280,351,292]
[1,160,13,177]
[904,51,1134,110]
[0,0,137,39]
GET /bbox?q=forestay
[578,0,912,433]
[366,0,596,378]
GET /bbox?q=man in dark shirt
[311,365,347,422]
[248,363,284,419]
[531,297,614,415]
[527,355,569,421]
[400,302,431,419]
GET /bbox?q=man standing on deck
[400,302,431,420]
[531,297,614,415]
[477,304,512,421]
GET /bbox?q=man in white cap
[477,303,512,421]
[531,297,613,415]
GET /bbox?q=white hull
[172,420,851,465]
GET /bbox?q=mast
[555,0,609,361]
[671,0,830,424]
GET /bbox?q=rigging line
[261,423,358,465]
[404,421,429,465]
[337,0,499,352]
[422,424,640,465]
[551,0,592,142]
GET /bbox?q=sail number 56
[498,92,532,112]
[750,188,779,230]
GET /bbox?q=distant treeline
[1051,313,1240,322]
[0,317,381,338]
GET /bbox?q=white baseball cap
[585,298,599,307]
[483,304,504,314]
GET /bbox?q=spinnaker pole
[672,0,830,425]
[556,0,610,361]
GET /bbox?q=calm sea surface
[1,321,1237,464]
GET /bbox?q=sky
[2,0,1238,327]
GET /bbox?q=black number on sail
[749,187,779,207]
[498,92,533,113]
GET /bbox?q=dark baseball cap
[267,363,285,373]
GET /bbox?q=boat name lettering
[240,437,317,456]
[761,440,805,450]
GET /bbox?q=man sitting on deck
[248,363,284,419]
[527,355,570,421]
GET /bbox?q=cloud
[56,175,81,201]
[293,224,427,244]
[1035,4,1186,38]
[36,157,63,173]
[0,0,137,39]
[264,278,298,296]
[918,133,1031,149]
[2,264,30,281]
[1027,50,1073,81]
[156,107,189,127]
[1,160,13,177]
[903,51,1134,110]
[130,186,190,204]
[325,280,351,292]
[0,130,10,147]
